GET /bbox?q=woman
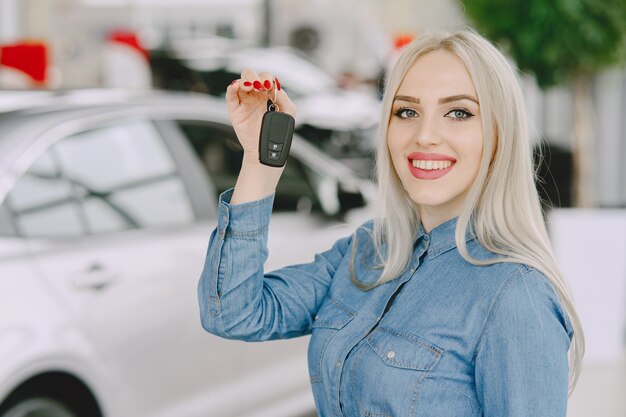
[198,30,584,416]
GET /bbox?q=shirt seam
[225,226,268,239]
[471,265,528,361]
[430,375,481,408]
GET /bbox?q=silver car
[0,90,374,417]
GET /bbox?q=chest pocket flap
[366,326,444,371]
[312,293,356,329]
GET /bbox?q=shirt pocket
[348,326,444,416]
[307,292,356,383]
[366,326,443,371]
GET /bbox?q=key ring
[267,78,279,112]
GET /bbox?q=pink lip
[407,152,456,180]
[408,152,456,162]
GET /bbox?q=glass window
[8,151,84,237]
[178,121,321,212]
[7,120,195,238]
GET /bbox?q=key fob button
[268,141,284,151]
[268,151,281,160]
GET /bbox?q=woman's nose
[413,114,443,147]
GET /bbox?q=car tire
[0,397,77,417]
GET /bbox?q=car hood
[294,90,381,131]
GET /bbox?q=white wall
[550,209,626,363]
[0,0,21,40]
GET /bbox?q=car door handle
[71,263,118,291]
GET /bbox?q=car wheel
[0,397,77,417]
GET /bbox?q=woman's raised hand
[226,70,296,163]
[226,70,296,204]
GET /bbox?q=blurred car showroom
[0,1,625,417]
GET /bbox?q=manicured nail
[243,81,252,87]
[276,77,281,91]
[253,81,262,90]
[263,80,271,90]
[230,79,237,86]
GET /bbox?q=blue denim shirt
[198,190,574,417]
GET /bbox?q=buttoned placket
[333,234,431,416]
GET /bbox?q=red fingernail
[253,81,262,90]
[276,78,281,91]
[263,80,271,90]
[243,81,252,87]
[230,80,237,86]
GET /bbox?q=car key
[258,81,295,167]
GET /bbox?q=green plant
[462,0,626,206]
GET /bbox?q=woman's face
[388,49,483,222]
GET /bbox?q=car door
[3,116,256,417]
[6,111,354,417]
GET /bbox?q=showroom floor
[567,354,626,417]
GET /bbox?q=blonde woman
[198,30,584,416]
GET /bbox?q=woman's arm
[197,70,351,341]
[474,268,574,417]
[225,70,295,205]
[197,189,353,341]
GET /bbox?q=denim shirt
[198,190,574,417]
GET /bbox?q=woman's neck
[418,206,460,233]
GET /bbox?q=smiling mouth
[406,152,457,179]
[411,160,453,170]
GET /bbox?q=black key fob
[259,109,295,167]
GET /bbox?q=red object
[243,81,252,87]
[263,80,271,90]
[394,34,415,50]
[107,30,149,60]
[253,80,262,90]
[275,77,281,91]
[0,42,48,84]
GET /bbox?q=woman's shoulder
[462,253,559,306]
[481,264,574,339]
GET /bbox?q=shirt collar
[414,217,476,259]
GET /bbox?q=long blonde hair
[364,29,584,394]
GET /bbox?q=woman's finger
[258,71,275,93]
[239,69,268,103]
[274,88,297,118]
[225,79,241,113]
[241,69,267,91]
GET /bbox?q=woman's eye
[445,108,474,120]
[394,108,418,119]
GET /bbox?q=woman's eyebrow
[393,94,479,105]
[439,94,479,105]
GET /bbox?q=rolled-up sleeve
[474,268,574,417]
[197,189,353,342]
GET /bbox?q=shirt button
[386,351,396,359]
[336,361,342,368]
[222,216,227,223]
[314,315,318,321]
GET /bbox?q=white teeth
[411,160,453,170]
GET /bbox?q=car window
[177,120,322,213]
[0,204,15,236]
[6,120,195,238]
